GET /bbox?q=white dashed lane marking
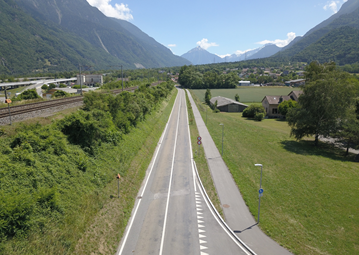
[196,191,209,255]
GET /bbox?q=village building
[288,90,303,101]
[262,90,303,118]
[262,95,291,118]
[76,74,103,87]
[210,96,248,112]
[239,81,251,86]
[285,79,306,87]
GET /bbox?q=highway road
[117,89,251,255]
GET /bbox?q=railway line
[0,83,159,121]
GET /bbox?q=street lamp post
[219,123,224,156]
[255,164,263,223]
[206,108,207,125]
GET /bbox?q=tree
[235,94,240,102]
[41,84,48,90]
[204,89,211,105]
[278,100,298,117]
[333,99,359,156]
[242,104,265,118]
[48,83,56,90]
[287,62,359,146]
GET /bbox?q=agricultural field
[191,86,301,103]
[189,91,359,255]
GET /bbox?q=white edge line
[116,90,180,255]
[185,88,256,255]
[193,161,256,255]
[184,89,196,192]
[159,90,182,255]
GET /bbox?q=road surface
[117,88,251,255]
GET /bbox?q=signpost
[255,164,263,223]
[197,136,202,154]
[116,174,121,198]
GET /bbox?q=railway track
[0,83,161,120]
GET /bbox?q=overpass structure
[0,78,77,100]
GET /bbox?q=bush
[13,89,40,101]
[57,109,122,151]
[254,112,265,121]
[72,85,88,89]
[53,90,70,98]
[59,84,67,88]
[41,84,48,90]
[278,99,298,117]
[242,104,265,118]
[48,83,56,90]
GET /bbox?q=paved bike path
[186,90,292,255]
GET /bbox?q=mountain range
[0,0,190,74]
[182,0,359,66]
[181,44,281,65]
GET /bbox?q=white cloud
[323,0,347,14]
[196,38,219,50]
[168,44,176,47]
[86,0,133,21]
[256,32,297,47]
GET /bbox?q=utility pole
[4,86,12,125]
[121,65,123,92]
[79,64,82,95]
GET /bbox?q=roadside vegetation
[0,81,176,254]
[189,78,359,254]
[185,90,224,218]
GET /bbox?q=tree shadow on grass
[281,140,357,162]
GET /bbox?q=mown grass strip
[185,90,224,218]
[189,90,359,255]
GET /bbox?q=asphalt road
[117,89,250,255]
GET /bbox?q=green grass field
[190,91,359,255]
[191,87,301,103]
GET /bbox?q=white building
[239,81,251,86]
[77,74,103,87]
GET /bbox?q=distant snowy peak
[181,47,223,65]
[181,43,282,65]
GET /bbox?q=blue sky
[86,0,348,57]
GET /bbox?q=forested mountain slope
[0,0,189,74]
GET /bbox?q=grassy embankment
[191,87,301,103]
[73,89,178,254]
[189,90,359,255]
[0,87,178,254]
[184,90,224,218]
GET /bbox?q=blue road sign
[259,188,264,194]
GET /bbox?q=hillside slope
[291,26,359,65]
[0,0,189,74]
[0,0,123,74]
[277,0,359,58]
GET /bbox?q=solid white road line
[184,88,197,192]
[116,91,180,255]
[158,91,182,255]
